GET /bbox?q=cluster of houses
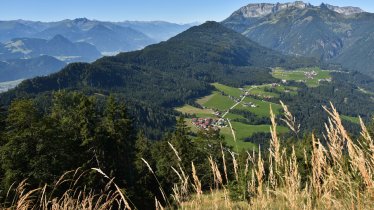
[191,118,226,130]
[304,71,318,79]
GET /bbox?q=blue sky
[0,0,373,23]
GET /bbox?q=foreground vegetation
[1,92,374,209]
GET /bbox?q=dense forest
[0,91,232,208]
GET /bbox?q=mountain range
[0,18,195,83]
[0,19,195,53]
[0,35,101,62]
[222,1,374,77]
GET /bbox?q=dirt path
[221,87,254,118]
[221,87,255,141]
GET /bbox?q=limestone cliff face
[232,1,364,19]
[233,1,311,18]
[325,4,365,15]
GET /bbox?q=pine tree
[0,99,39,188]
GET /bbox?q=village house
[304,71,318,79]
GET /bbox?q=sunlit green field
[272,67,331,87]
[221,122,288,151]
[234,97,282,117]
[212,82,243,98]
[198,91,236,111]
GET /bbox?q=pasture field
[176,81,292,152]
[198,91,236,111]
[235,97,282,117]
[272,67,331,87]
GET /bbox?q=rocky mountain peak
[72,18,90,25]
[324,4,365,15]
[234,1,312,18]
[232,1,365,18]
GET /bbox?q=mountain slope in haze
[0,19,194,54]
[0,35,101,62]
[117,21,197,42]
[222,1,374,76]
[0,21,315,106]
[0,55,66,82]
[34,18,155,53]
[0,21,37,42]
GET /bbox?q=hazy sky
[0,0,373,23]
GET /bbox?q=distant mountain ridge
[0,55,65,82]
[1,35,101,62]
[0,18,195,53]
[223,1,374,76]
[0,18,195,83]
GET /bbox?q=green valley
[175,72,313,151]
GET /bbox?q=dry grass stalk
[269,105,281,169]
[229,151,239,182]
[256,147,264,197]
[192,162,202,199]
[220,143,229,183]
[141,158,170,207]
[280,100,300,137]
[311,134,326,198]
[208,156,223,189]
[324,103,373,188]
[168,141,181,162]
[92,168,132,210]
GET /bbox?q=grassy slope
[198,91,236,111]
[236,97,282,117]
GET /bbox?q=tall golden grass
[179,102,374,209]
[2,102,374,209]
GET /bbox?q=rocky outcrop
[233,1,311,18]
[325,4,365,15]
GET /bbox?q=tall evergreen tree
[0,99,39,188]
